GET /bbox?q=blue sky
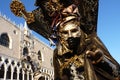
[0,0,120,63]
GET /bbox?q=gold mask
[58,20,81,41]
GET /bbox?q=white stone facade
[0,14,54,80]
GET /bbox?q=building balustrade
[0,55,54,80]
[0,55,34,80]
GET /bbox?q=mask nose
[68,31,72,38]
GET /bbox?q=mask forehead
[59,20,80,32]
[62,23,78,31]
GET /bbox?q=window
[13,30,17,35]
[23,47,28,56]
[50,58,53,67]
[0,33,9,47]
[38,50,42,60]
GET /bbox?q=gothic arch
[0,64,4,78]
[13,67,17,79]
[19,68,22,80]
[6,66,11,79]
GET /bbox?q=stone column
[45,75,47,80]
[22,70,25,80]
[48,77,50,80]
[3,64,7,80]
[11,66,14,80]
[31,73,34,80]
[27,71,29,80]
[17,67,20,80]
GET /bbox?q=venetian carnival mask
[58,18,81,49]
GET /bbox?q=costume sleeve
[95,55,120,79]
[53,49,61,80]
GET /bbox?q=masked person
[53,14,120,80]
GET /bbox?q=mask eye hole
[61,31,68,34]
[71,29,78,33]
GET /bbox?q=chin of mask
[67,37,80,50]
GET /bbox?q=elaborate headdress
[50,4,81,43]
